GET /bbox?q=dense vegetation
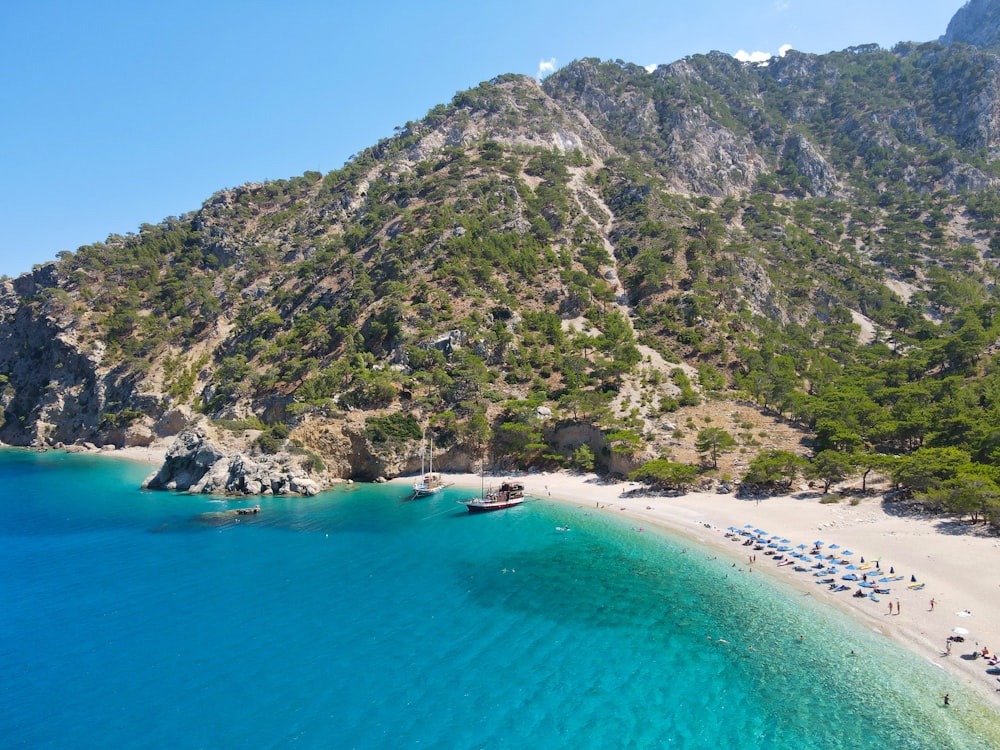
[5,16,1000,523]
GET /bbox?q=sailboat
[459,462,525,512]
[412,434,447,498]
[460,480,525,513]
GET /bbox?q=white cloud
[733,49,773,64]
[732,44,793,65]
[537,57,557,79]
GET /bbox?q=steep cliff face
[0,267,105,446]
[942,0,1000,50]
[0,266,172,448]
[542,56,771,196]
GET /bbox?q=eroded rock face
[143,429,225,491]
[942,0,1000,50]
[143,428,322,496]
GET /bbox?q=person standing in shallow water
[944,693,950,706]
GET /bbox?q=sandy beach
[96,443,1000,706]
[424,470,1000,708]
[103,443,170,466]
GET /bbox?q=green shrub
[255,431,283,454]
[215,417,267,432]
[364,413,422,444]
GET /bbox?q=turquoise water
[3,449,1000,749]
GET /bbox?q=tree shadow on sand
[880,498,996,537]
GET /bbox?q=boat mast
[420,431,426,476]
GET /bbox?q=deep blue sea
[3,449,1000,749]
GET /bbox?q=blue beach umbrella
[797,544,808,550]
[814,540,824,547]
[846,564,858,570]
[842,550,854,556]
[829,544,840,549]
[744,524,753,528]
[781,538,791,543]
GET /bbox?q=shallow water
[2,449,999,749]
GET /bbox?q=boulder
[143,429,225,491]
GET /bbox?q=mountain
[4,5,1000,509]
[942,0,1000,49]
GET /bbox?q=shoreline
[402,470,1000,709]
[12,442,1000,707]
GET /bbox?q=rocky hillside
[5,2,1000,497]
[942,0,1000,49]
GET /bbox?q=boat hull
[411,486,443,498]
[463,497,525,513]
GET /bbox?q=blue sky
[0,0,965,278]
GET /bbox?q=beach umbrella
[744,524,753,528]
[842,550,854,556]
[797,544,808,549]
[953,627,970,635]
[728,526,737,532]
[781,538,791,543]
[846,564,858,570]
[829,544,840,549]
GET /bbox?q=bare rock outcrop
[143,428,322,496]
[143,428,226,492]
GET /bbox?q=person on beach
[888,601,893,615]
[930,598,935,611]
[944,693,950,706]
[947,640,953,655]
[896,600,901,615]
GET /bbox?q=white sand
[105,444,170,466]
[425,470,1000,707]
